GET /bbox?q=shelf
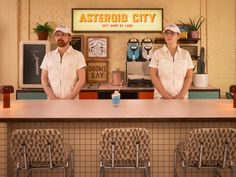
[154,38,200,44]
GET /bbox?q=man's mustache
[57,39,64,43]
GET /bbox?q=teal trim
[16,92,47,100]
[189,91,219,99]
[16,90,220,100]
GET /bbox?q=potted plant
[33,22,53,40]
[193,47,208,87]
[179,16,205,38]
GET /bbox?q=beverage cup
[112,93,120,106]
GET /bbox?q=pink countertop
[0,99,235,121]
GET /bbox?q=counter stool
[99,128,151,177]
[174,128,236,177]
[11,129,73,177]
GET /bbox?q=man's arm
[149,67,173,99]
[174,69,193,99]
[41,69,59,99]
[66,67,86,99]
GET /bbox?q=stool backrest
[185,128,236,165]
[100,128,150,166]
[11,129,65,166]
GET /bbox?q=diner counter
[0,99,235,121]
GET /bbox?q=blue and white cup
[112,92,121,106]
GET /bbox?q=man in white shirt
[40,25,86,99]
[149,24,194,99]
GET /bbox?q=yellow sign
[72,9,163,32]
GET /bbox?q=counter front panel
[4,121,236,177]
[1,99,235,177]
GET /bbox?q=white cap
[53,25,72,35]
[163,24,180,34]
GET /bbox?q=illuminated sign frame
[72,8,163,32]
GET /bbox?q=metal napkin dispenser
[126,61,152,87]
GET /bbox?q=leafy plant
[179,16,205,31]
[197,47,206,74]
[33,22,53,33]
[225,92,233,99]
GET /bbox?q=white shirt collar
[163,44,181,53]
[55,45,73,55]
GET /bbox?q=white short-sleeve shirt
[149,45,194,99]
[40,46,86,99]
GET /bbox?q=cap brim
[53,30,71,35]
[163,28,180,34]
